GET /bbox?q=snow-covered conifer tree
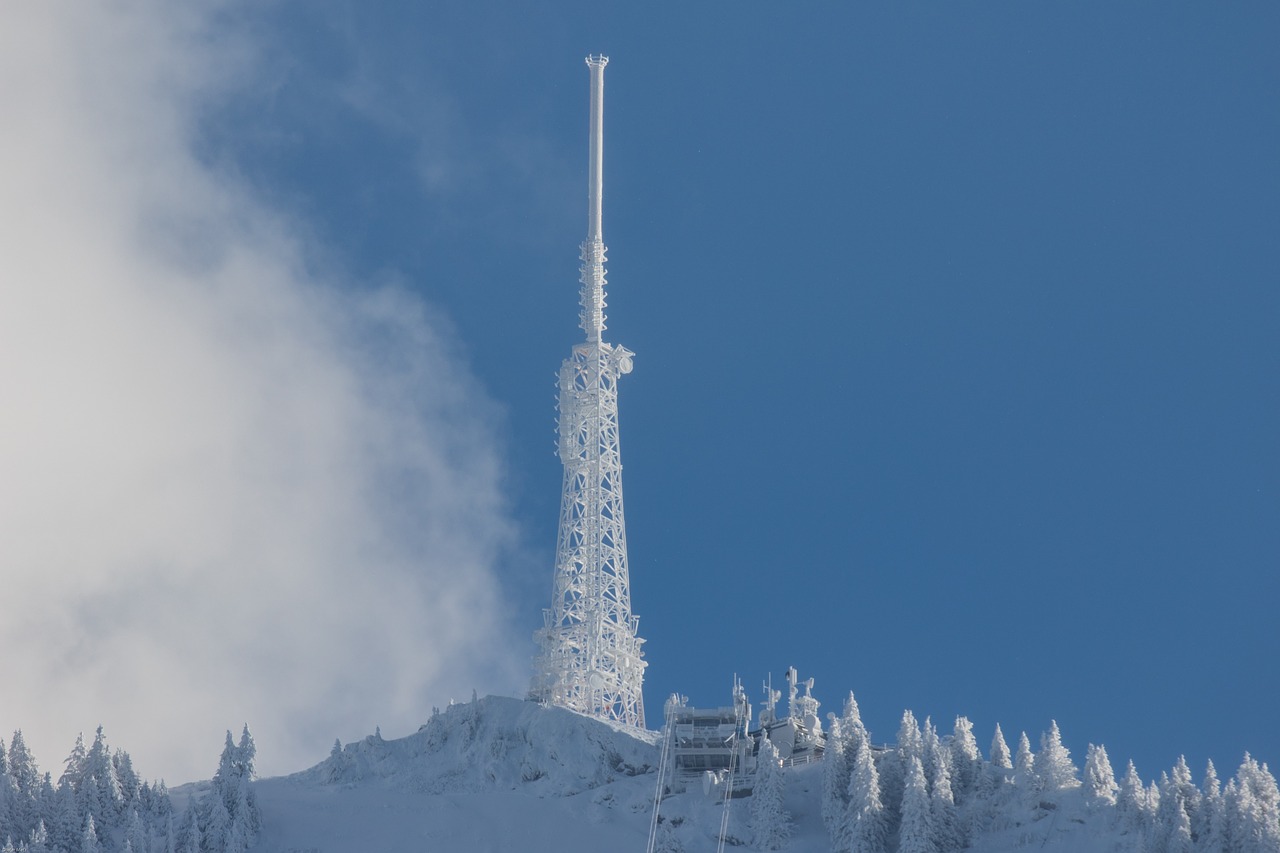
[950,717,981,801]
[898,756,937,853]
[80,815,102,853]
[1150,772,1191,853]
[843,693,866,738]
[898,712,923,766]
[1169,755,1201,830]
[990,725,1012,771]
[7,731,41,837]
[882,709,923,831]
[204,725,261,849]
[114,750,141,808]
[750,736,791,851]
[841,728,888,853]
[8,733,40,799]
[48,780,81,853]
[1196,760,1226,853]
[26,819,49,853]
[1222,778,1242,852]
[85,727,124,820]
[202,795,231,853]
[1145,778,1162,825]
[929,747,963,852]
[125,807,146,853]
[152,812,177,853]
[1116,758,1146,829]
[1034,721,1078,795]
[325,739,349,784]
[234,727,260,836]
[1013,732,1037,796]
[1084,744,1119,807]
[1229,754,1280,853]
[175,806,199,853]
[59,735,87,794]
[922,718,951,793]
[1166,800,1194,853]
[823,718,851,834]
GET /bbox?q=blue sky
[3,2,1275,783]
[209,2,1277,778]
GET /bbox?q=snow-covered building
[664,668,826,797]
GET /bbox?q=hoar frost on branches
[750,736,790,851]
[1034,720,1079,796]
[191,725,261,853]
[836,727,888,853]
[989,724,1012,771]
[898,756,937,853]
[0,727,174,853]
[823,718,851,834]
[1084,743,1119,807]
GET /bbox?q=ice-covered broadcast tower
[532,55,647,728]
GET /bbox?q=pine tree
[26,820,49,853]
[1150,772,1185,853]
[1083,743,1119,807]
[201,795,231,853]
[949,716,981,801]
[114,750,141,808]
[7,731,40,837]
[1222,778,1241,853]
[235,727,261,836]
[157,811,178,853]
[841,693,864,733]
[1197,760,1226,853]
[205,725,261,848]
[325,739,348,784]
[1230,754,1280,853]
[1146,778,1162,825]
[750,736,791,851]
[898,712,923,765]
[882,709,923,832]
[175,805,199,853]
[1034,721,1078,794]
[929,748,963,852]
[842,729,889,853]
[125,807,147,853]
[823,718,851,834]
[1167,800,1194,853]
[60,736,87,795]
[989,724,1012,771]
[1013,732,1036,797]
[922,718,951,795]
[1170,755,1201,830]
[80,815,102,853]
[898,756,937,853]
[7,733,41,798]
[48,780,81,853]
[85,727,123,820]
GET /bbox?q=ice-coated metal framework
[532,55,646,728]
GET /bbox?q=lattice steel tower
[532,55,646,728]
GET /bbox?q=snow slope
[250,695,662,852]
[234,696,1268,853]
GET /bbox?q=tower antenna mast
[533,55,647,728]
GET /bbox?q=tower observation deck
[532,55,647,728]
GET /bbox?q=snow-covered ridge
[291,695,660,797]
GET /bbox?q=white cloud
[0,1,525,781]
